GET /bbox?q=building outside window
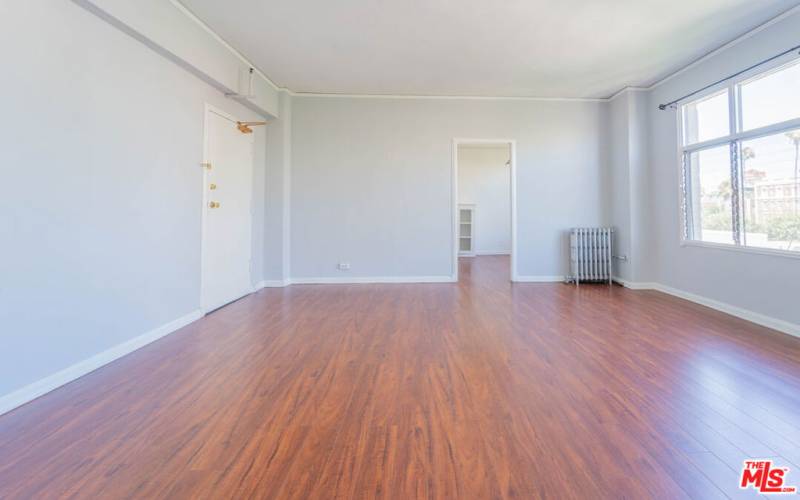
[679,56,800,253]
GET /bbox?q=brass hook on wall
[236,121,266,134]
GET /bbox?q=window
[680,57,800,254]
[741,129,800,252]
[682,89,730,145]
[739,61,800,131]
[684,145,734,245]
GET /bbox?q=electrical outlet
[337,262,351,271]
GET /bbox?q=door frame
[200,103,254,313]
[451,138,518,282]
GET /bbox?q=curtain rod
[658,43,800,110]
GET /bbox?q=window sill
[680,240,800,260]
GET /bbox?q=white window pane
[686,145,734,244]
[682,90,730,145]
[741,129,800,252]
[740,60,800,131]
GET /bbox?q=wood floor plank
[1,256,799,499]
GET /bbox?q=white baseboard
[3,278,795,418]
[651,283,800,339]
[0,309,203,417]
[274,274,567,285]
[256,279,290,289]
[513,275,565,283]
[612,277,659,290]
[290,276,455,285]
[613,278,799,339]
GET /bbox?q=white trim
[4,279,795,418]
[288,91,606,102]
[611,279,800,339]
[204,103,239,125]
[200,104,256,314]
[675,54,800,255]
[607,86,649,101]
[475,251,511,256]
[452,140,459,280]
[613,277,659,290]
[200,103,212,312]
[647,4,800,91]
[452,139,517,283]
[290,276,455,285]
[651,283,800,339]
[510,142,518,282]
[169,0,283,92]
[256,279,290,288]
[513,275,566,283]
[85,0,607,101]
[681,116,800,153]
[0,310,203,417]
[168,1,800,101]
[679,240,800,260]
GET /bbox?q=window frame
[676,52,800,259]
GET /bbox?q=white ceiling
[180,0,800,98]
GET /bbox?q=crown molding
[607,86,650,102]
[170,0,287,93]
[645,3,800,91]
[286,90,607,102]
[172,2,800,103]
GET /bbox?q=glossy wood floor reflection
[2,256,800,499]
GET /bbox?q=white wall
[607,90,651,283]
[458,146,511,255]
[0,1,268,400]
[628,92,651,283]
[263,91,292,283]
[8,0,797,416]
[646,9,800,325]
[290,96,608,280]
[74,0,280,118]
[608,94,633,280]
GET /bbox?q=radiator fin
[569,227,613,285]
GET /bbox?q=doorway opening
[452,139,517,282]
[201,104,255,313]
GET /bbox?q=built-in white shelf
[458,204,476,256]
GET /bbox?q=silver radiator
[568,227,613,286]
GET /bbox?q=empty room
[3,1,800,498]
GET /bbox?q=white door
[202,107,254,312]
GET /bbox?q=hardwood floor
[1,256,799,499]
